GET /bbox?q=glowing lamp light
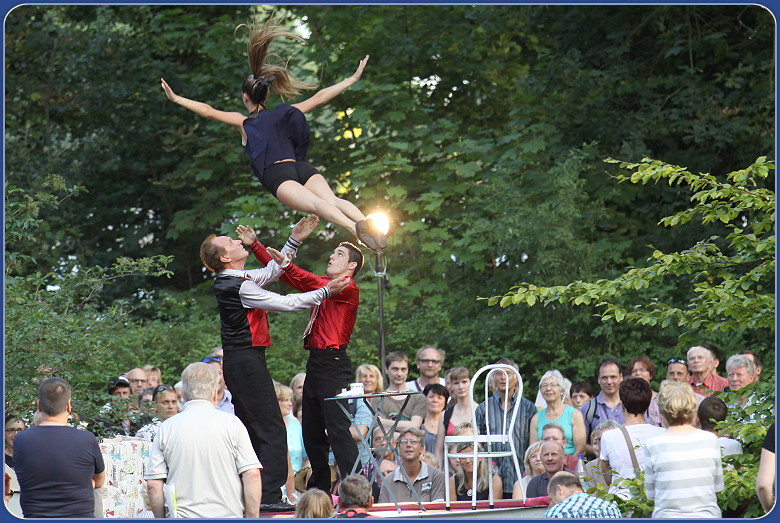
[366,211,390,235]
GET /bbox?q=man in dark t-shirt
[14,378,105,518]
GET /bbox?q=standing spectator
[696,396,742,457]
[448,442,502,501]
[434,366,471,466]
[4,416,26,469]
[626,356,661,425]
[421,383,448,456]
[665,357,691,382]
[530,370,586,458]
[544,471,622,518]
[97,375,141,437]
[290,373,306,403]
[126,368,149,401]
[378,428,446,503]
[377,352,427,431]
[569,382,596,410]
[723,354,757,392]
[579,358,624,448]
[756,422,775,513]
[335,474,374,518]
[514,440,545,494]
[687,345,728,397]
[599,378,663,499]
[474,358,536,499]
[144,365,162,388]
[294,489,334,518]
[210,217,341,508]
[361,427,397,501]
[406,346,446,392]
[136,385,181,442]
[202,355,235,414]
[525,441,571,498]
[643,380,724,518]
[145,362,262,518]
[14,378,105,518]
[275,382,308,503]
[740,350,762,382]
[582,419,620,491]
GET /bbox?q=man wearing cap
[94,376,141,437]
[201,215,348,511]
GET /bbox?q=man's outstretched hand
[236,225,258,246]
[266,247,289,267]
[291,215,320,242]
[326,276,350,295]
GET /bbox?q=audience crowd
[4,342,775,518]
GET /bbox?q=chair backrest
[469,363,524,446]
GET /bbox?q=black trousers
[302,349,359,492]
[223,347,287,504]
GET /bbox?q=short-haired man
[240,224,363,493]
[541,423,578,471]
[126,368,149,399]
[378,428,445,503]
[97,375,141,438]
[724,354,756,392]
[145,362,262,518]
[525,441,571,498]
[405,346,446,392]
[697,396,743,457]
[474,357,536,499]
[599,378,663,499]
[205,216,346,509]
[14,378,105,518]
[544,471,622,518]
[201,355,234,414]
[335,474,374,518]
[377,352,427,431]
[665,357,691,382]
[687,345,728,396]
[579,358,624,448]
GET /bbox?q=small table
[326,390,424,512]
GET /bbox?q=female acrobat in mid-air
[160,16,386,251]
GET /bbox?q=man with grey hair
[724,354,756,392]
[335,474,374,517]
[406,346,446,392]
[379,428,445,503]
[145,362,262,518]
[687,345,728,396]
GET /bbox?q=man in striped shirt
[544,471,621,518]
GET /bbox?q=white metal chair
[443,363,525,510]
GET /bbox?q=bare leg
[303,174,366,224]
[275,180,358,236]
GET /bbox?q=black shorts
[262,161,319,198]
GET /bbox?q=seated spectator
[687,345,728,397]
[599,377,663,499]
[525,441,571,498]
[143,365,162,389]
[539,424,579,470]
[448,442,501,502]
[530,371,586,458]
[377,352,426,431]
[361,426,397,500]
[723,354,756,392]
[335,474,374,518]
[582,419,620,491]
[378,428,445,503]
[442,421,474,479]
[435,366,471,466]
[544,471,622,518]
[569,382,596,410]
[275,382,308,503]
[355,364,384,398]
[643,380,724,518]
[201,355,234,414]
[697,396,742,457]
[290,373,306,403]
[756,422,775,513]
[294,488,334,518]
[136,385,181,442]
[421,383,449,456]
[4,415,26,469]
[739,350,762,382]
[421,449,439,470]
[515,440,544,495]
[406,347,447,392]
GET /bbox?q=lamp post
[366,212,390,375]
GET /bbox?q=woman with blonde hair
[294,488,334,518]
[434,366,472,466]
[275,382,308,503]
[160,16,385,251]
[643,380,724,518]
[448,442,502,501]
[355,364,384,395]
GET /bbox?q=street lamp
[366,212,390,375]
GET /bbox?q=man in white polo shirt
[145,362,262,518]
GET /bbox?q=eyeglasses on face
[667,358,686,365]
[418,359,441,365]
[129,378,148,384]
[398,439,421,446]
[5,428,24,434]
[540,382,559,389]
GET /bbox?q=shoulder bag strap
[618,424,641,474]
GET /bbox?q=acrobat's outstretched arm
[160,78,246,129]
[292,55,369,114]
